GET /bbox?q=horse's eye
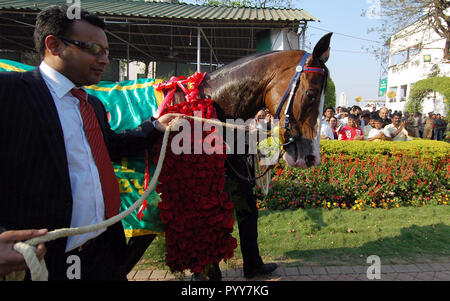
[306,90,315,101]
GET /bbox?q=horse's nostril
[305,155,315,167]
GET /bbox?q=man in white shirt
[363,113,377,140]
[383,112,412,141]
[0,5,182,280]
[320,120,335,140]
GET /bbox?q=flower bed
[256,141,450,211]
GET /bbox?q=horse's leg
[119,234,157,275]
[207,263,222,281]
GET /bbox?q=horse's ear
[312,33,333,63]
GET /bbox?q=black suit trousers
[225,155,264,275]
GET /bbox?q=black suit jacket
[0,68,162,279]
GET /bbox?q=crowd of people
[320,105,448,142]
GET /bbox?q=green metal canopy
[0,0,318,66]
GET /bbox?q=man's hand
[154,113,187,132]
[0,229,47,277]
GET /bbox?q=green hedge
[320,139,449,165]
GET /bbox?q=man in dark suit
[0,5,181,280]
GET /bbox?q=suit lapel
[22,69,72,196]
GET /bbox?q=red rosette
[152,75,237,274]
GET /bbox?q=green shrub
[320,139,449,166]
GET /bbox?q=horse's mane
[209,51,280,78]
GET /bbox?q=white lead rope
[9,118,174,281]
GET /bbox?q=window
[400,85,407,102]
[408,46,421,58]
[389,45,421,67]
[387,87,397,102]
[389,50,408,66]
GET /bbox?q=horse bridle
[227,52,327,183]
[273,52,327,147]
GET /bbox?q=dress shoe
[244,263,278,279]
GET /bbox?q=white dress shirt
[320,121,335,140]
[383,124,412,141]
[39,62,106,252]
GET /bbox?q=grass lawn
[134,204,450,271]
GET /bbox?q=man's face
[392,115,402,126]
[57,20,110,86]
[379,109,388,119]
[348,118,357,128]
[330,118,337,127]
[374,121,383,130]
[324,109,334,119]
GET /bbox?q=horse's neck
[201,73,271,121]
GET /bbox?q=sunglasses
[58,37,109,57]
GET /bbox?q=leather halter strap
[273,52,326,145]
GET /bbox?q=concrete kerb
[127,262,450,281]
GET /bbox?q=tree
[324,77,336,111]
[193,0,292,8]
[365,0,449,59]
[405,76,450,121]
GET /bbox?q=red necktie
[71,88,121,218]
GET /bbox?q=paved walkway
[127,262,450,281]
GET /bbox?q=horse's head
[266,33,332,168]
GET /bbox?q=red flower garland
[152,74,237,273]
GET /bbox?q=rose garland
[152,73,237,273]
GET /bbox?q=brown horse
[124,33,333,280]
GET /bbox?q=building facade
[385,14,449,115]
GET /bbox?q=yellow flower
[396,204,400,208]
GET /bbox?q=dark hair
[351,105,362,111]
[325,106,335,112]
[369,113,378,120]
[373,117,383,123]
[348,114,358,120]
[392,112,402,118]
[34,5,105,59]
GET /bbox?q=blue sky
[293,0,386,106]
